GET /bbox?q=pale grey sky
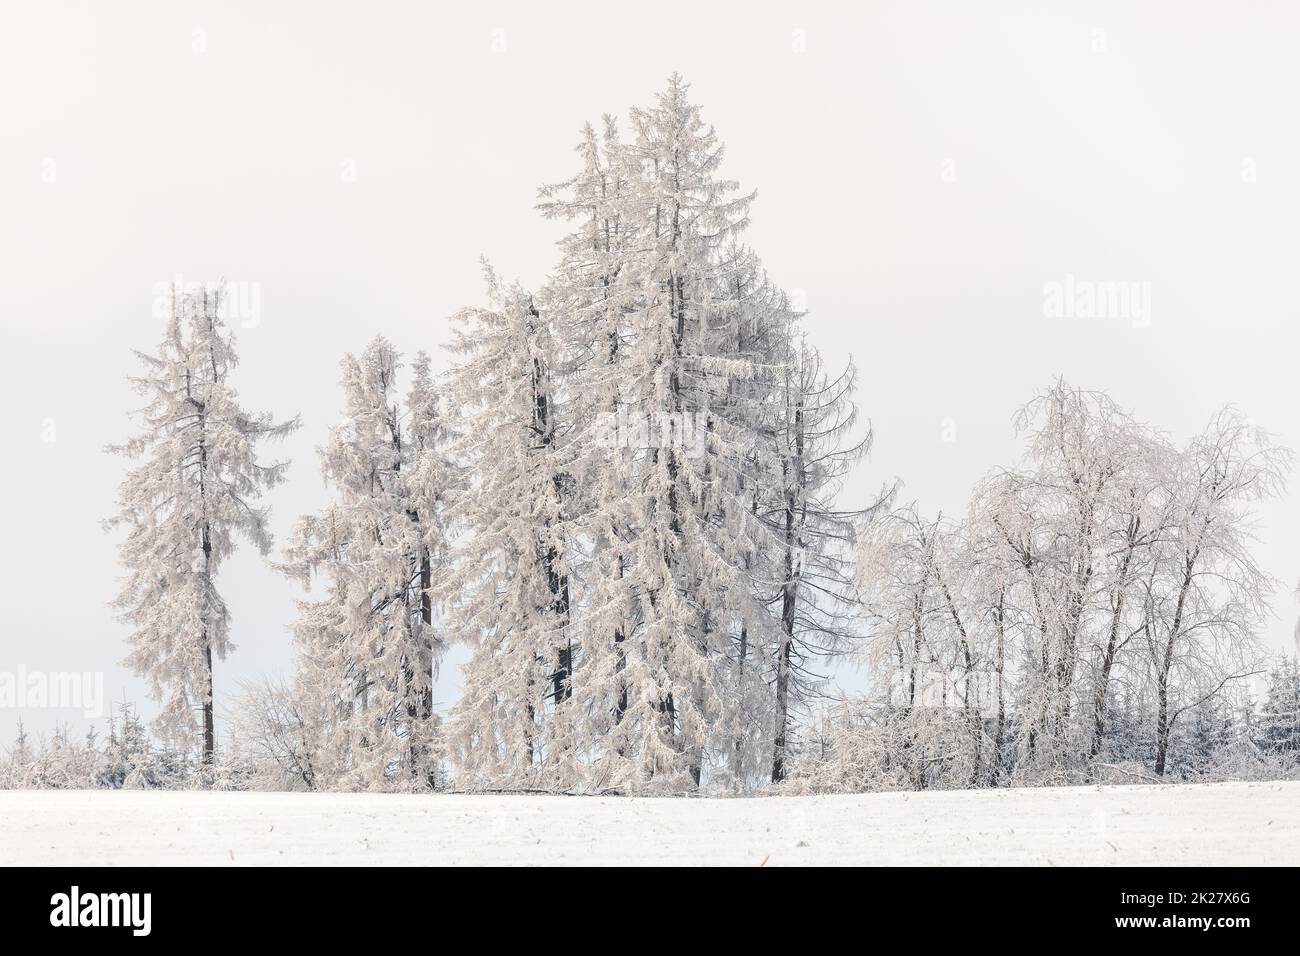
[2,1,1297,741]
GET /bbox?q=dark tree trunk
[772,490,797,784]
[200,516,215,767]
[1155,560,1195,776]
[1089,576,1129,760]
[992,592,1006,786]
[549,556,572,704]
[202,641,215,766]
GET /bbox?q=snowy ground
[2,781,1296,866]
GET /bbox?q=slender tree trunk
[1089,563,1130,760]
[202,640,215,766]
[420,547,434,720]
[771,624,793,783]
[934,562,978,784]
[1027,571,1052,761]
[992,591,1006,786]
[772,495,797,783]
[1056,509,1095,734]
[1155,560,1195,776]
[1154,662,1172,776]
[547,544,572,704]
[613,626,627,725]
[525,693,536,770]
[533,344,573,709]
[732,623,748,788]
[407,547,436,787]
[199,486,215,767]
[772,379,805,785]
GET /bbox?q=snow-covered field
[3,782,1296,866]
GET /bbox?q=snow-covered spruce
[105,288,298,765]
[509,74,884,792]
[279,338,449,791]
[441,269,579,789]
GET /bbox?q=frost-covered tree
[21,724,107,790]
[537,115,642,785]
[592,75,777,790]
[1175,695,1238,776]
[1257,657,1300,762]
[1083,430,1169,762]
[106,287,298,764]
[536,75,789,792]
[443,271,580,790]
[1143,409,1291,775]
[951,384,1176,776]
[766,337,887,783]
[0,721,33,789]
[1007,382,1151,764]
[280,337,449,790]
[229,677,322,791]
[704,249,803,788]
[856,504,989,788]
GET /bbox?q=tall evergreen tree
[280,337,448,790]
[1258,657,1300,761]
[443,270,580,789]
[106,287,298,765]
[568,75,768,790]
[530,75,849,791]
[768,336,886,782]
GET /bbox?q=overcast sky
[3,1,1297,741]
